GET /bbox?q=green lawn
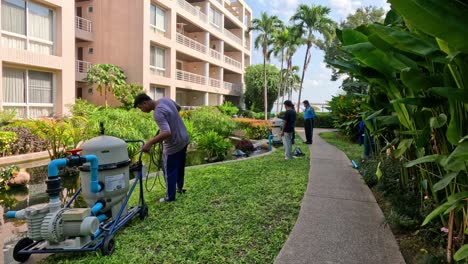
[319,131,362,163]
[42,146,310,264]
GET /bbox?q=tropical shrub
[69,99,100,118]
[197,131,232,161]
[1,127,46,155]
[113,83,144,110]
[0,131,17,156]
[0,165,19,190]
[245,125,269,140]
[189,107,237,138]
[244,64,281,113]
[217,101,239,116]
[326,2,468,261]
[315,113,334,128]
[328,94,362,140]
[0,109,16,125]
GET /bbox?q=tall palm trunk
[297,42,311,112]
[263,48,268,120]
[276,51,285,113]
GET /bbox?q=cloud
[328,0,362,17]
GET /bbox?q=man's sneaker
[158,197,174,203]
[177,188,187,194]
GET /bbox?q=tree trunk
[276,51,285,114]
[263,51,268,120]
[297,43,311,112]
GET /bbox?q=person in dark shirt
[281,100,297,160]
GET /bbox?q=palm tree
[291,4,335,112]
[281,27,302,112]
[249,12,283,120]
[272,28,288,113]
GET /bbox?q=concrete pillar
[204,62,209,85]
[221,13,225,30]
[219,94,224,105]
[219,67,224,82]
[169,85,177,101]
[220,40,224,55]
[204,32,210,50]
[204,2,210,17]
[204,92,209,106]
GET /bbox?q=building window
[150,4,165,33]
[88,47,94,54]
[1,0,54,55]
[150,86,165,100]
[87,6,93,13]
[209,7,221,27]
[150,46,166,76]
[2,67,54,118]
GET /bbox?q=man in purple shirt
[134,93,190,203]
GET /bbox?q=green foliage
[43,141,310,264]
[328,95,362,140]
[0,131,17,156]
[189,107,237,138]
[315,113,335,128]
[1,127,46,155]
[245,125,269,140]
[85,64,127,106]
[217,101,239,116]
[244,64,281,112]
[86,108,157,159]
[113,83,144,109]
[0,109,16,125]
[197,131,232,161]
[68,99,100,117]
[183,119,198,144]
[0,165,19,190]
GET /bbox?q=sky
[243,0,390,109]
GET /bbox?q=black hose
[144,132,166,193]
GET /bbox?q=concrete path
[275,128,405,264]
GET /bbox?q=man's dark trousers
[304,118,314,143]
[164,145,188,201]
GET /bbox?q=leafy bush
[179,110,192,119]
[183,119,198,144]
[189,107,236,138]
[197,131,232,161]
[0,131,17,156]
[328,95,362,140]
[245,125,269,140]
[217,101,239,116]
[235,139,255,153]
[0,109,16,125]
[1,127,46,155]
[113,83,144,109]
[69,99,100,117]
[0,165,19,190]
[315,113,334,128]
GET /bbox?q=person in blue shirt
[302,100,316,144]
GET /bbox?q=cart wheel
[140,205,149,220]
[101,235,115,256]
[13,237,33,262]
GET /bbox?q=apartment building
[75,0,252,107]
[0,0,75,118]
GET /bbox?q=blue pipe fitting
[6,211,16,218]
[97,214,108,222]
[268,134,273,151]
[91,202,104,215]
[86,155,101,193]
[351,160,359,169]
[48,158,68,177]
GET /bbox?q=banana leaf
[422,191,468,226]
[389,0,468,53]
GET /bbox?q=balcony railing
[224,81,242,94]
[210,48,222,61]
[176,0,207,23]
[176,0,244,47]
[176,33,207,54]
[224,56,242,69]
[75,16,92,32]
[76,60,92,73]
[176,69,206,85]
[224,29,242,46]
[210,78,221,88]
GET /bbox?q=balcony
[176,0,243,48]
[210,48,222,61]
[224,56,241,69]
[210,78,221,88]
[224,81,242,94]
[176,33,207,54]
[176,0,208,23]
[75,16,93,41]
[76,60,92,82]
[176,69,207,85]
